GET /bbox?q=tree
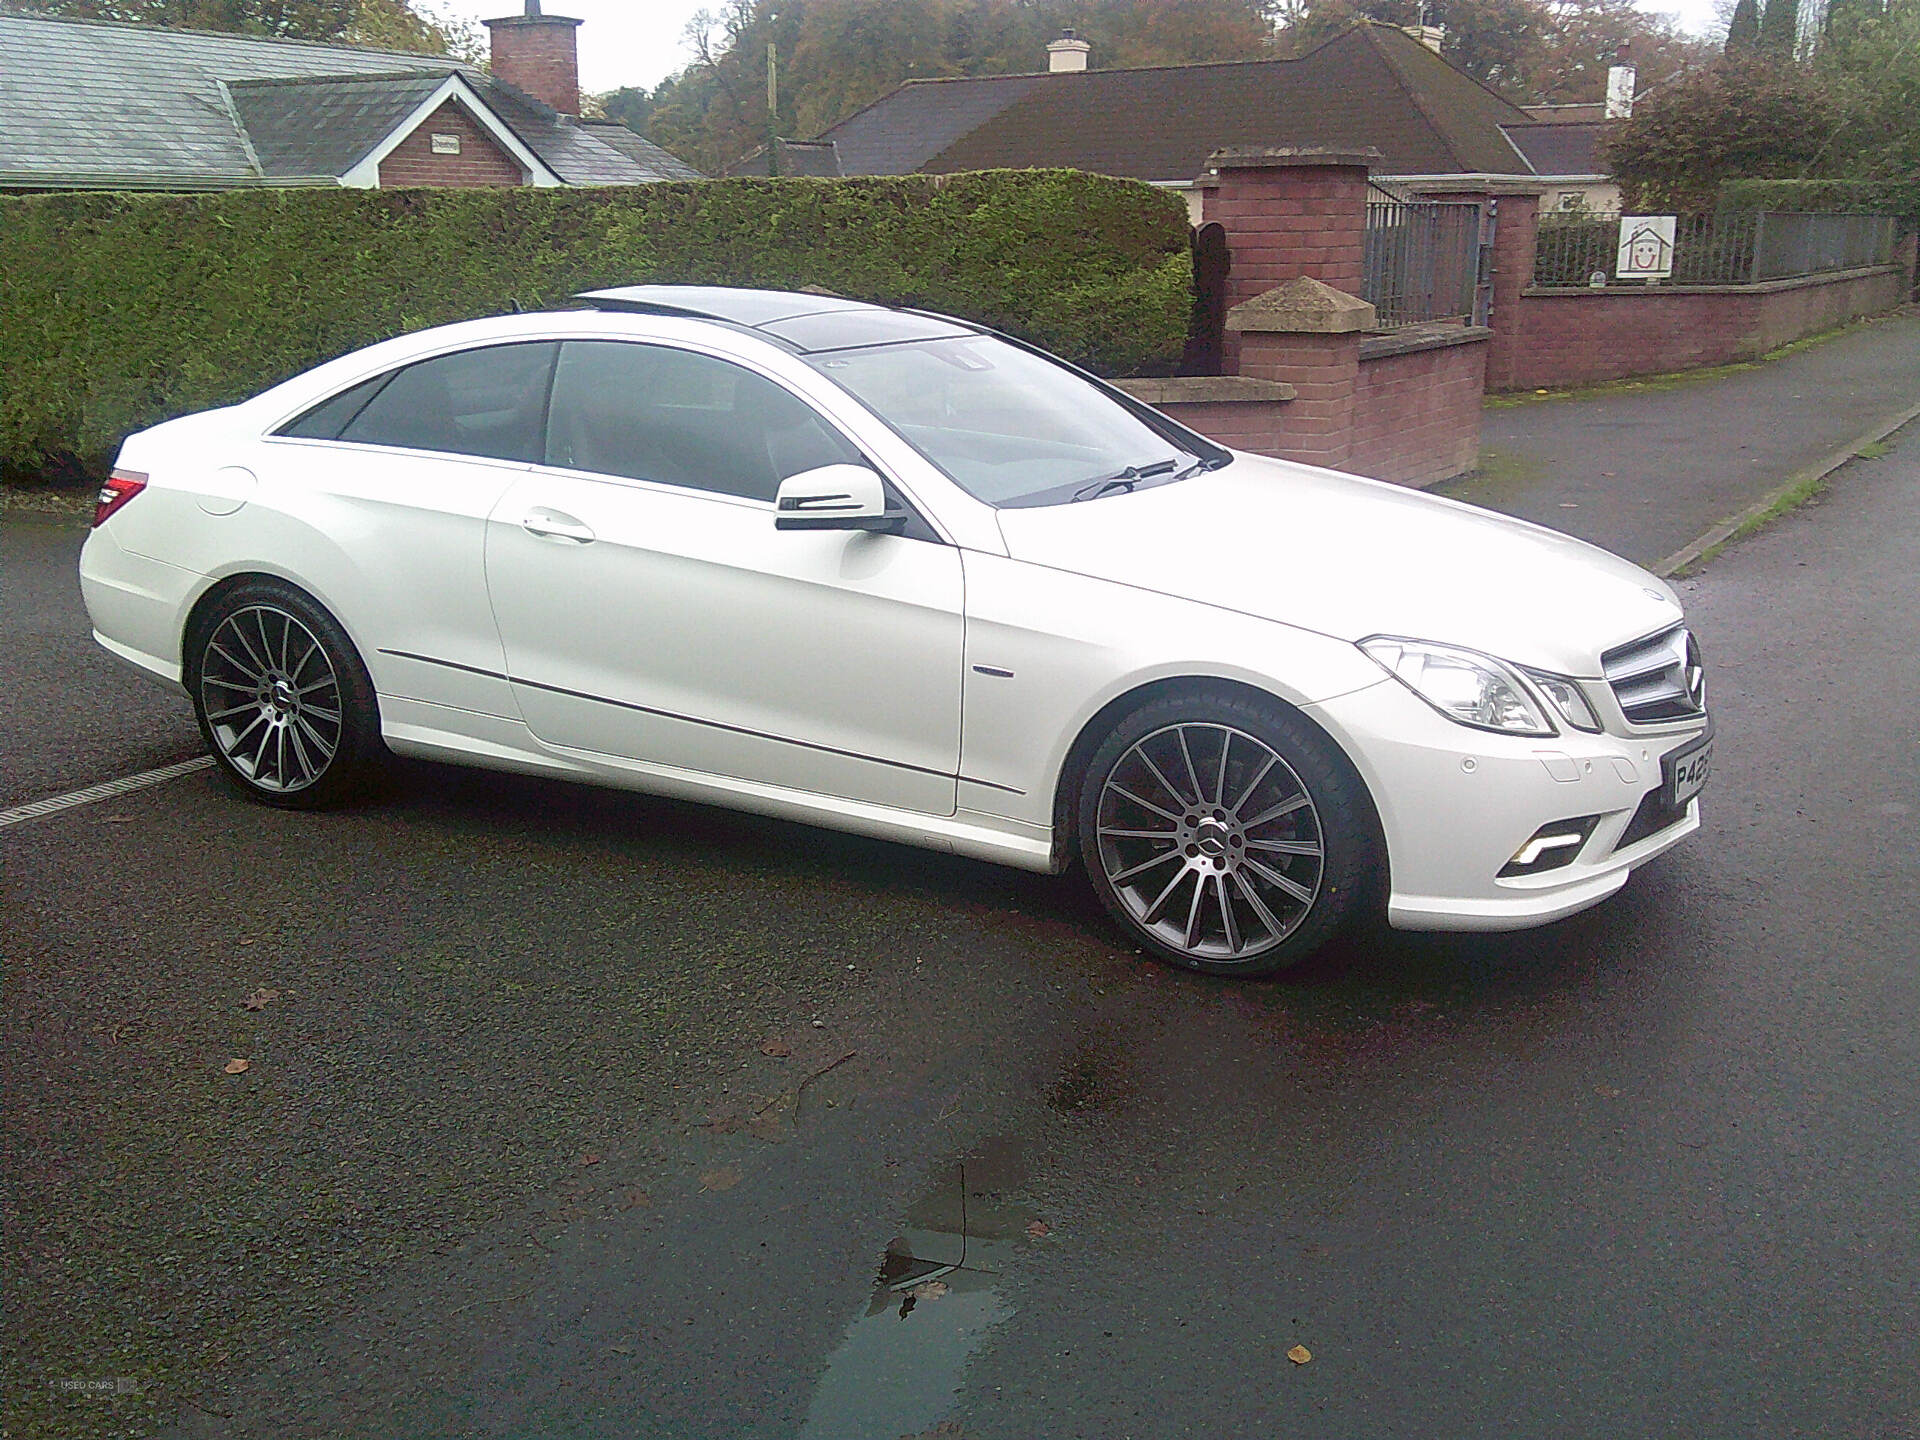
[1601,55,1838,209]
[1757,0,1800,54]
[1812,0,1920,182]
[1724,0,1761,52]
[1273,0,1710,101]
[29,0,472,50]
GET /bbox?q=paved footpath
[1437,304,1920,570]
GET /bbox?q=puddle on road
[797,1137,1033,1440]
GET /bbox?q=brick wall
[1351,328,1490,486]
[1503,265,1910,390]
[378,101,525,188]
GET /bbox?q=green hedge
[1718,177,1920,222]
[0,172,1192,479]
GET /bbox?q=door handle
[521,510,596,544]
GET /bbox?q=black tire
[1076,687,1378,977]
[186,578,383,809]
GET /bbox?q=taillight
[93,469,147,528]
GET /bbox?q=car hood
[992,455,1682,677]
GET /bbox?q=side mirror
[774,464,907,533]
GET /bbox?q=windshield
[805,334,1210,507]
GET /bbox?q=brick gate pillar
[1197,146,1379,376]
[1229,277,1376,470]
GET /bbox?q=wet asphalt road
[4,434,1918,1439]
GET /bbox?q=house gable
[377,98,526,187]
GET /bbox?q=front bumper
[1306,678,1708,932]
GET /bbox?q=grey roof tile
[229,72,446,177]
[0,10,697,187]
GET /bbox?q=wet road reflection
[799,1138,1034,1440]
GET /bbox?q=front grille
[1602,626,1705,724]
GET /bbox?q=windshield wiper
[1070,457,1178,502]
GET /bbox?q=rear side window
[543,340,860,502]
[337,342,558,463]
[278,373,390,440]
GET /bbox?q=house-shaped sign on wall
[1616,215,1677,280]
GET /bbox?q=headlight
[1521,668,1602,733]
[1359,637,1555,737]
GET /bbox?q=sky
[433,0,1724,98]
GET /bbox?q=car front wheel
[188,580,381,808]
[1077,689,1377,976]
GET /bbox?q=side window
[337,342,558,463]
[544,340,861,502]
[278,372,390,440]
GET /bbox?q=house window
[430,133,461,155]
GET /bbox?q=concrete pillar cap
[1196,146,1381,186]
[1227,276,1377,334]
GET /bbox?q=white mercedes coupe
[81,286,1710,975]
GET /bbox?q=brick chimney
[1046,28,1090,72]
[484,1,583,116]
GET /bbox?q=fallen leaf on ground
[1287,1344,1312,1364]
[618,1187,651,1211]
[759,1037,792,1058]
[242,987,280,1011]
[1594,1085,1623,1099]
[575,1152,601,1167]
[907,1280,950,1301]
[699,1166,742,1193]
[224,1058,250,1074]
[606,1343,635,1357]
[1026,1220,1051,1239]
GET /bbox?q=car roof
[573,284,980,354]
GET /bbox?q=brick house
[0,3,699,192]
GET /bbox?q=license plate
[1664,733,1712,807]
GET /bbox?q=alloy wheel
[1094,722,1325,963]
[199,604,343,794]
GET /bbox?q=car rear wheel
[188,580,381,809]
[1077,689,1377,976]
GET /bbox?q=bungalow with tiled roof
[755,24,1621,219]
[0,3,700,192]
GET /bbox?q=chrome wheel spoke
[1099,826,1178,840]
[1246,838,1323,858]
[1106,782,1181,823]
[1183,873,1207,951]
[284,721,318,784]
[1230,869,1286,941]
[293,714,337,759]
[1140,867,1190,925]
[1175,727,1204,806]
[206,701,256,722]
[1135,748,1189,809]
[1110,849,1181,884]
[1213,729,1233,806]
[1214,874,1241,953]
[1243,793,1310,830]
[1229,753,1277,816]
[1244,855,1314,905]
[208,641,263,683]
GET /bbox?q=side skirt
[378,696,1060,874]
